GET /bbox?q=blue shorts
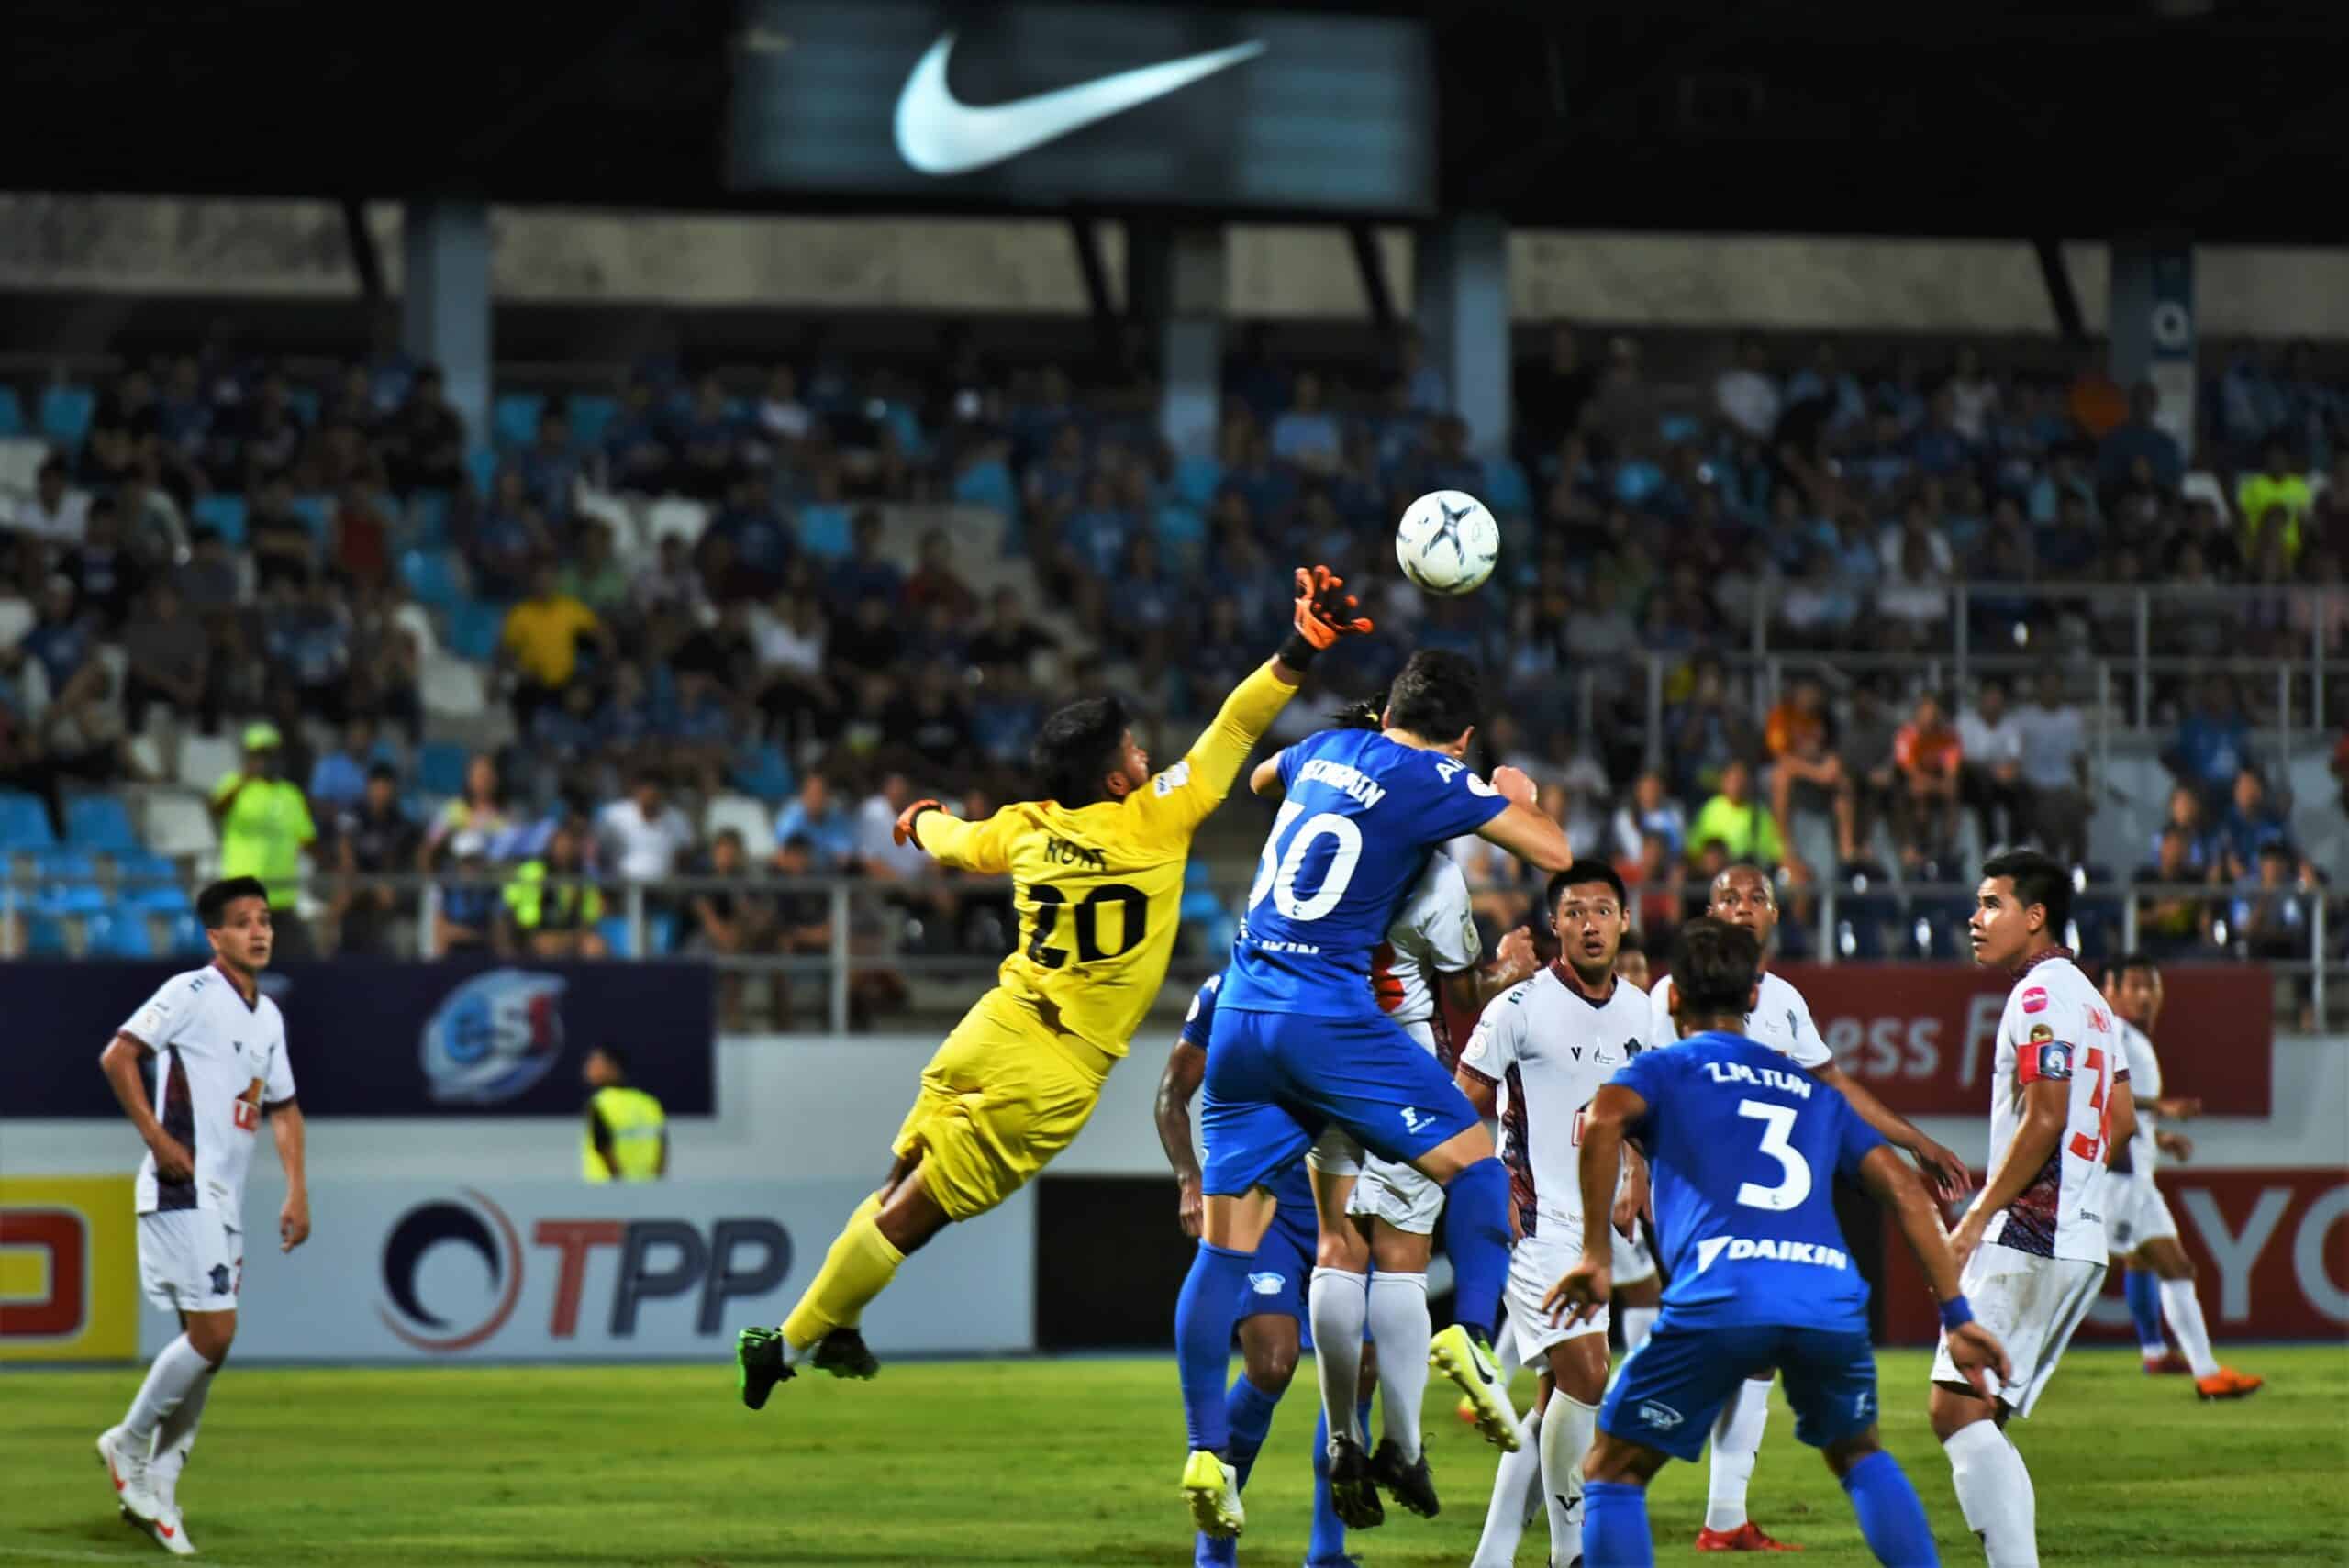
[1235,1161,1317,1350]
[1200,1006,1479,1197]
[1599,1314,1880,1463]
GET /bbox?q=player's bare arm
[1437,926,1538,1016]
[1854,1144,2009,1399]
[1949,1075,2070,1267]
[271,1098,310,1252]
[98,1032,191,1183]
[1474,767,1574,873]
[1809,1061,1973,1202]
[2104,1078,2139,1169]
[1155,1040,1208,1239]
[1546,1082,1645,1324]
[1612,1143,1650,1238]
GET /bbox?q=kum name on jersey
[1291,757,1389,809]
[1702,1061,1817,1097]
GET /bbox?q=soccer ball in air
[1395,489,1499,595]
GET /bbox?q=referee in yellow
[737,565,1374,1406]
[582,1045,667,1183]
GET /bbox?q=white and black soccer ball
[1395,489,1499,595]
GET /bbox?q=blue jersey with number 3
[1216,728,1509,1018]
[1611,1029,1886,1331]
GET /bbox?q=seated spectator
[1892,691,1963,867]
[2234,843,2321,1030]
[345,582,424,745]
[1270,371,1342,473]
[308,716,391,814]
[517,407,581,526]
[1907,386,1973,478]
[1663,655,1748,799]
[7,456,88,545]
[2215,767,2290,878]
[598,661,661,771]
[904,528,977,621]
[1838,679,1900,863]
[669,668,735,795]
[2134,825,2210,959]
[596,769,696,884]
[967,585,1056,676]
[676,375,743,502]
[556,518,629,621]
[1955,676,2026,849]
[855,770,932,882]
[503,819,608,959]
[1776,545,1861,646]
[531,679,607,772]
[885,662,975,778]
[708,471,796,604]
[691,827,786,1029]
[1875,534,1951,643]
[773,773,857,872]
[381,364,468,494]
[630,532,710,629]
[1060,473,1135,584]
[421,752,514,867]
[2012,668,2090,865]
[1713,332,1781,442]
[754,364,811,453]
[471,468,553,601]
[2233,437,2310,562]
[500,562,610,729]
[2096,381,2184,499]
[248,477,318,591]
[437,829,503,954]
[2164,674,2251,805]
[767,833,846,1026]
[239,372,307,488]
[1609,768,1687,863]
[826,508,904,611]
[330,481,394,591]
[264,574,354,723]
[604,379,675,494]
[1617,828,1685,937]
[1765,674,1856,862]
[331,761,418,956]
[120,581,215,735]
[826,591,902,677]
[1687,759,1801,878]
[174,526,244,623]
[18,573,98,697]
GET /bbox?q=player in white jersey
[1457,862,1656,1568]
[1309,848,1537,1518]
[1643,863,1974,1553]
[2099,955,2262,1400]
[1932,851,2139,1567]
[94,877,310,1558]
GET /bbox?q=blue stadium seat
[109,848,178,883]
[446,598,505,662]
[286,385,322,428]
[493,394,544,451]
[952,457,1018,517]
[1173,454,1223,509]
[0,791,54,850]
[399,550,462,612]
[796,503,853,562]
[118,881,192,914]
[729,744,796,804]
[31,848,97,882]
[417,740,471,797]
[596,916,633,957]
[0,386,24,437]
[161,912,208,956]
[33,883,107,918]
[22,914,70,957]
[566,395,618,450]
[1152,505,1207,573]
[467,446,500,498]
[1613,460,1664,506]
[191,493,248,545]
[66,794,139,851]
[1658,414,1706,448]
[1481,457,1534,517]
[86,909,156,958]
[39,384,96,453]
[407,490,453,550]
[290,494,333,545]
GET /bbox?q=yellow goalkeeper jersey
[914,660,1295,1060]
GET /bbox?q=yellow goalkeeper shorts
[890,987,1112,1221]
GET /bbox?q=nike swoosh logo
[894,32,1266,176]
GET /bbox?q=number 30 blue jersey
[1610,1030,1887,1332]
[1216,728,1508,1018]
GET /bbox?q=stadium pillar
[402,198,493,452]
[2108,237,2196,456]
[1414,212,1509,458]
[1134,223,1225,459]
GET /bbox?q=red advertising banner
[1769,962,2274,1118]
[1878,1167,2349,1345]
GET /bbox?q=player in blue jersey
[1175,650,1575,1539]
[1546,919,2011,1568]
[1156,973,1375,1568]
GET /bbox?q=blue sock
[1583,1479,1654,1567]
[1307,1407,1344,1565]
[2124,1267,2165,1352]
[1225,1374,1280,1491]
[1176,1243,1256,1452]
[1842,1450,1939,1567]
[1442,1157,1512,1342]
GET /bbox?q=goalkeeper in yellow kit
[738,565,1374,1404]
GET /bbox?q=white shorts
[1612,1225,1658,1286]
[1930,1246,2102,1418]
[1305,1125,1363,1179]
[2102,1176,2178,1255]
[1346,1152,1442,1234]
[138,1209,242,1313]
[1503,1225,1609,1362]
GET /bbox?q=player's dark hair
[1384,650,1484,743]
[595,1044,633,1078]
[1330,694,1386,731]
[2110,951,2159,983]
[1670,917,1762,1021]
[196,876,270,929]
[1981,848,2072,936]
[1030,694,1132,807]
[1546,859,1627,913]
[1617,928,1645,956]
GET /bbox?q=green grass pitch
[3,1347,2343,1565]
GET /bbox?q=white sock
[1703,1375,1772,1532]
[1620,1305,1658,1354]
[1308,1267,1370,1449]
[1942,1419,2039,1567]
[1471,1403,1546,1568]
[2159,1278,2221,1379]
[2140,1334,2168,1360]
[124,1336,214,1446]
[148,1365,215,1496]
[1365,1272,1431,1459]
[1541,1389,1600,1562]
[1494,1320,1523,1383]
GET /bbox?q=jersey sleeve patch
[2019,1035,2074,1084]
[2021,985,2048,1014]
[1152,760,1193,797]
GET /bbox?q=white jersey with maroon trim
[1645,967,1831,1069]
[1984,950,2123,1264]
[1369,851,1480,1066]
[2115,1016,2163,1179]
[119,963,295,1218]
[1458,965,1656,1240]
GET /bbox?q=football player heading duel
[737,565,1374,1405]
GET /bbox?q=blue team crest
[420,970,568,1105]
[1635,1400,1685,1431]
[1247,1271,1286,1296]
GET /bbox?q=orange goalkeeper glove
[1283,564,1374,665]
[893,797,946,849]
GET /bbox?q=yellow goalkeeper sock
[781,1194,902,1354]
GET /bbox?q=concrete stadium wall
[7,195,2349,337]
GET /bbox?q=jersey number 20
[1733,1099,1813,1212]
[1026,883,1147,968]
[1247,802,1364,922]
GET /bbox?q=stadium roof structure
[5,0,2345,243]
